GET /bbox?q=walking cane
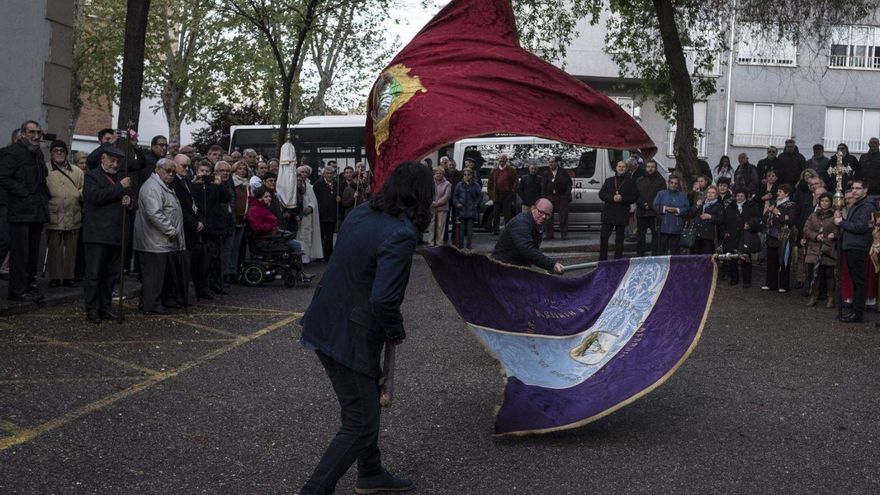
[117,125,133,323]
[379,341,396,408]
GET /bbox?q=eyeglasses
[155,142,168,147]
[534,208,552,217]
[25,129,42,135]
[51,148,66,153]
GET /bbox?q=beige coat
[45,162,84,230]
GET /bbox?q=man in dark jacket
[858,137,880,192]
[492,198,562,273]
[599,161,639,260]
[734,153,760,199]
[299,162,433,495]
[0,121,50,301]
[0,129,17,281]
[834,179,874,323]
[757,146,778,183]
[519,163,542,213]
[635,159,666,256]
[313,165,338,261]
[192,161,231,296]
[775,139,806,186]
[82,145,133,322]
[541,156,573,240]
[806,144,829,177]
[169,154,208,298]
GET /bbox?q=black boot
[355,469,414,494]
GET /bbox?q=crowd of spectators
[0,121,370,323]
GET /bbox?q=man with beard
[635,159,666,256]
[82,145,133,322]
[0,121,50,302]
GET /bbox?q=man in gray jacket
[134,158,185,315]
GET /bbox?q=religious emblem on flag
[366,0,656,190]
[423,247,716,436]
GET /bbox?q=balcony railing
[667,129,708,158]
[823,137,869,154]
[829,54,880,69]
[731,133,791,148]
[736,55,796,66]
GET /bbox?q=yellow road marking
[0,419,23,435]
[164,317,243,339]
[199,303,293,314]
[31,336,159,377]
[19,312,290,318]
[0,313,300,452]
[0,376,144,385]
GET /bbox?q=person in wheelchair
[248,187,314,281]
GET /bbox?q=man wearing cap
[45,140,84,289]
[82,144,134,323]
[0,120,50,302]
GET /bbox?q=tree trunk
[275,0,321,152]
[277,76,293,153]
[652,0,698,185]
[162,88,183,146]
[117,0,151,132]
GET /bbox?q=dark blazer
[0,140,49,223]
[170,175,199,247]
[721,199,762,252]
[541,168,572,201]
[518,173,543,207]
[300,203,418,378]
[192,179,232,237]
[82,167,133,245]
[598,174,638,225]
[313,178,338,224]
[491,211,556,270]
[840,196,874,252]
[693,200,724,240]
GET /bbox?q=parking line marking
[0,376,145,385]
[19,311,294,318]
[165,317,243,339]
[8,338,237,346]
[0,419,23,435]
[0,313,300,452]
[199,303,292,314]
[31,336,159,377]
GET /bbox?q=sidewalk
[0,274,141,317]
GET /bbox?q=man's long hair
[370,161,434,231]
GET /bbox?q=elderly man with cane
[81,145,133,323]
[134,158,185,315]
[299,161,434,495]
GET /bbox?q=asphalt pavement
[1,240,879,494]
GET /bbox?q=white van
[452,136,666,230]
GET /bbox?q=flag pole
[560,253,748,274]
[117,125,132,323]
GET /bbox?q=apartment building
[564,8,880,166]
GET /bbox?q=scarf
[233,174,250,191]
[702,198,718,212]
[736,200,745,214]
[776,197,790,207]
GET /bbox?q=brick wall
[74,93,112,138]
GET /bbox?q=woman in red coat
[247,187,313,278]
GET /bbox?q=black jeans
[546,196,569,239]
[458,218,475,249]
[636,216,658,256]
[657,233,681,256]
[320,221,336,261]
[765,244,791,291]
[491,192,514,234]
[302,352,382,495]
[599,223,625,260]
[845,249,868,315]
[83,243,120,314]
[7,222,43,297]
[138,251,170,312]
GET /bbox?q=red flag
[366,0,657,190]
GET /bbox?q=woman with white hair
[296,165,323,263]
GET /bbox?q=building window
[736,23,797,66]
[829,25,880,69]
[610,96,641,119]
[823,107,880,153]
[732,102,792,147]
[684,48,721,77]
[667,101,708,158]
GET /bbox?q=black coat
[721,200,762,252]
[300,203,418,378]
[313,178,338,224]
[82,167,133,245]
[822,154,860,193]
[540,168,572,201]
[169,175,200,248]
[516,173,542,207]
[775,150,806,186]
[87,141,146,175]
[192,179,232,237]
[734,163,760,199]
[635,173,666,217]
[599,174,638,225]
[840,196,874,252]
[693,200,724,241]
[0,140,49,223]
[491,211,556,270]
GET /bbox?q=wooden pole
[379,341,396,408]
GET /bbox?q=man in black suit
[313,165,338,261]
[541,156,573,240]
[169,154,206,299]
[81,145,133,323]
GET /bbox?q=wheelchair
[239,232,310,288]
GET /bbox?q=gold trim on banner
[372,64,427,156]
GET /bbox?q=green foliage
[190,102,271,152]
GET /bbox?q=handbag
[738,231,763,254]
[680,221,696,248]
